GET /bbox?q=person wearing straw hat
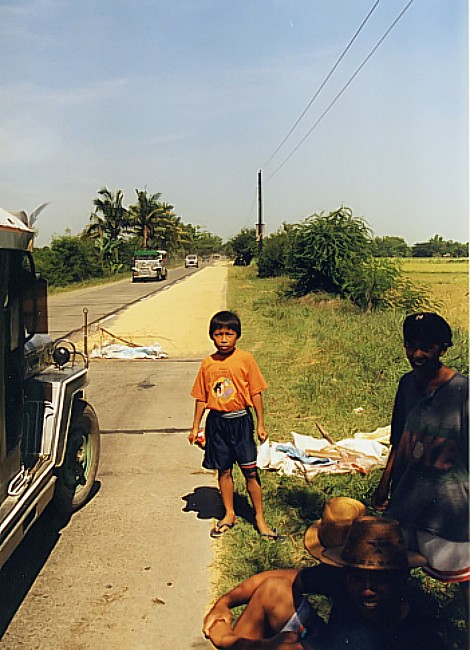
[371,313,469,610]
[203,497,442,649]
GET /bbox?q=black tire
[54,401,100,515]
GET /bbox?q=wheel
[54,401,100,515]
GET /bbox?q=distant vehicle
[185,254,199,268]
[0,208,100,569]
[132,249,168,282]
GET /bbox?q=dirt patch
[88,264,228,358]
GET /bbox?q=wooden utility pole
[257,169,264,254]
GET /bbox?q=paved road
[0,267,223,649]
[48,265,202,340]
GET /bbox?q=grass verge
[209,265,468,648]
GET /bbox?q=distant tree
[371,235,410,258]
[188,225,223,256]
[85,187,128,272]
[258,223,292,278]
[128,189,163,249]
[87,187,128,241]
[35,236,103,287]
[411,234,468,258]
[226,228,257,265]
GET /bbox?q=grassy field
[400,258,468,331]
[210,261,468,648]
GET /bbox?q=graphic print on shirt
[212,376,236,404]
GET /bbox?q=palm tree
[86,187,128,241]
[128,189,163,249]
[86,188,128,271]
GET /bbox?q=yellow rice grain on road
[89,264,227,358]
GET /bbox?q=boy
[372,312,469,608]
[189,310,279,539]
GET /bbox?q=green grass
[210,265,469,648]
[47,271,130,295]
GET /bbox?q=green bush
[258,225,291,278]
[288,206,372,297]
[34,236,104,287]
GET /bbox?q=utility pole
[257,169,264,254]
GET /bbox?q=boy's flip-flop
[260,531,286,542]
[210,520,236,538]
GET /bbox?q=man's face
[211,327,238,355]
[346,569,404,622]
[404,338,444,374]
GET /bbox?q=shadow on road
[181,486,255,526]
[0,480,101,639]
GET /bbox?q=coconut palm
[127,189,164,249]
[86,188,128,271]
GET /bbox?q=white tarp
[257,428,390,477]
[90,343,168,360]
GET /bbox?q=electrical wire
[265,0,415,183]
[263,0,381,169]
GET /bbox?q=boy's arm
[189,400,206,444]
[251,392,267,442]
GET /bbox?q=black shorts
[202,409,257,472]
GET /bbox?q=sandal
[260,530,286,542]
[210,520,236,539]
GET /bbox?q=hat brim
[322,545,428,569]
[304,520,324,560]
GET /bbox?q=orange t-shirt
[191,348,268,412]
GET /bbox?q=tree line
[34,187,223,287]
[226,206,468,312]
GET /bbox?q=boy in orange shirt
[189,310,280,539]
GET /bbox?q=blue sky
[0,0,467,246]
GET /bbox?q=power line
[266,0,415,183]
[263,0,381,168]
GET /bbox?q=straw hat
[304,497,366,560]
[323,516,427,570]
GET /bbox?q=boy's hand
[188,429,198,444]
[257,427,268,443]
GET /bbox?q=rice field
[400,258,468,330]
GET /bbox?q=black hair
[403,312,453,349]
[209,310,241,338]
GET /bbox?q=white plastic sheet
[90,343,168,360]
[257,428,389,477]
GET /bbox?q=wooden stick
[315,421,335,446]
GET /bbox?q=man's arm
[188,400,206,444]
[371,447,396,510]
[203,569,300,637]
[251,392,267,442]
[207,620,303,649]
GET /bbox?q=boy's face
[212,327,238,355]
[404,338,444,374]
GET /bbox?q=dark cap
[403,312,453,348]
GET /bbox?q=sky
[0,0,468,247]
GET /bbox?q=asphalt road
[47,265,202,341]
[0,266,223,649]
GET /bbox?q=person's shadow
[182,486,255,526]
